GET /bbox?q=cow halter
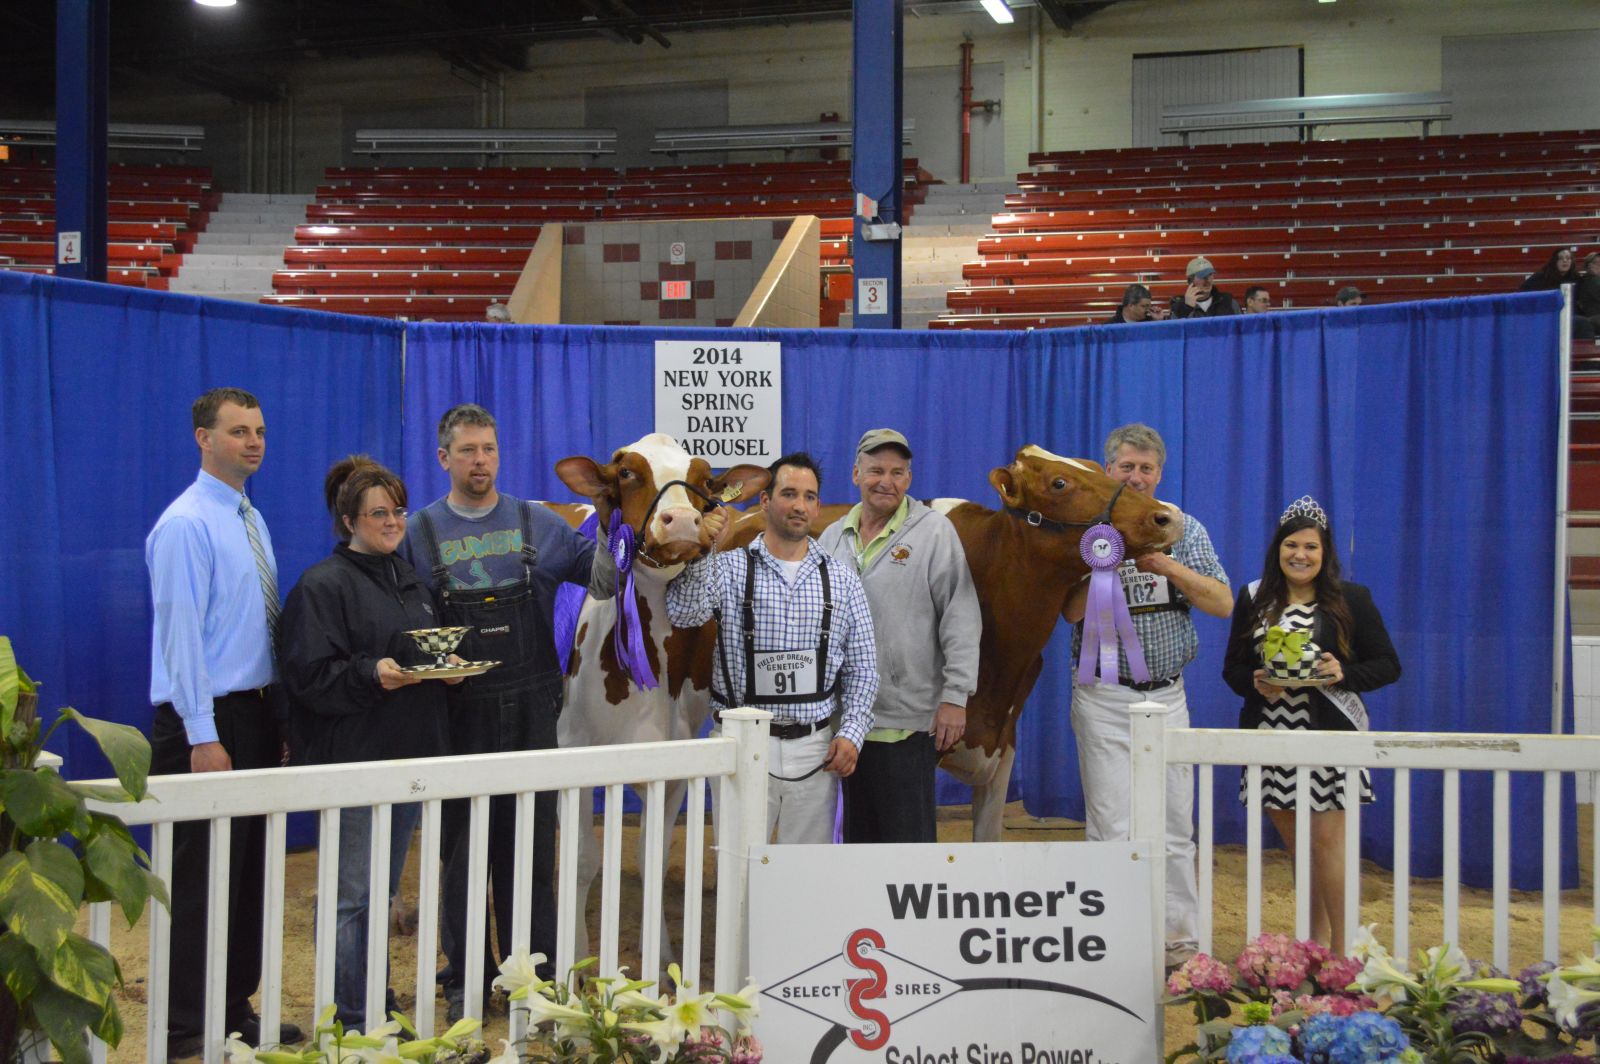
[1003,481,1128,533]
[633,478,722,568]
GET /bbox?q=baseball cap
[856,428,913,459]
[1185,256,1215,280]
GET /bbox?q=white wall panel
[1443,30,1600,135]
[1132,46,1300,147]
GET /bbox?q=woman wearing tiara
[279,455,458,1030]
[1221,496,1400,949]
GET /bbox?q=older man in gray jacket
[819,429,982,843]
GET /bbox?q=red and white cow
[724,445,1181,840]
[553,433,768,959]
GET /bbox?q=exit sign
[662,280,691,300]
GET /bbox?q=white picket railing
[1129,706,1600,972]
[77,709,773,1064]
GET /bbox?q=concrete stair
[841,180,1013,329]
[169,192,311,304]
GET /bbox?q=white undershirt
[776,557,804,585]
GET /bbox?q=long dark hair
[1531,247,1579,287]
[1250,515,1354,656]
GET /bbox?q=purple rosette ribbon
[1075,523,1151,686]
[606,509,659,691]
[552,511,599,674]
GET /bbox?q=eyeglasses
[362,507,409,522]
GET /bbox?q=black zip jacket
[280,544,449,766]
[1169,288,1240,319]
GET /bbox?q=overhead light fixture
[194,0,238,7]
[980,0,1015,23]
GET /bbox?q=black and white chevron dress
[1240,603,1373,811]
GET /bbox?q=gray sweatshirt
[819,499,982,731]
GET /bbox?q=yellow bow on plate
[1262,626,1309,661]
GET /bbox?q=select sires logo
[762,881,1145,1064]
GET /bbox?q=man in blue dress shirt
[147,387,301,1057]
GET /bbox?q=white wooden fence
[77,709,773,1064]
[1129,706,1600,973]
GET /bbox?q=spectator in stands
[1169,256,1239,319]
[1578,252,1600,333]
[1244,286,1273,313]
[1107,283,1170,324]
[1520,248,1595,338]
[485,301,513,323]
[1519,247,1580,292]
[1335,287,1363,307]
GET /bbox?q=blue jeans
[335,802,420,1030]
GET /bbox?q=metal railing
[1129,708,1599,972]
[1160,92,1452,146]
[79,709,772,1064]
[0,120,205,152]
[353,128,617,158]
[651,120,915,157]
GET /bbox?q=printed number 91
[772,671,792,694]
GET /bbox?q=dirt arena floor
[96,802,1596,1061]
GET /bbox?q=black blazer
[1222,579,1401,731]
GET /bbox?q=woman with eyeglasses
[1221,496,1400,951]
[279,455,458,1030]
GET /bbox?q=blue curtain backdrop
[0,272,403,808]
[0,269,1569,889]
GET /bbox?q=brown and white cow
[723,445,1181,841]
[553,433,768,958]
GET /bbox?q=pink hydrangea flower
[1236,933,1312,991]
[1168,952,1235,995]
[1315,955,1365,994]
[731,1033,764,1064]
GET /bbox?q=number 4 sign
[857,277,888,315]
[57,231,82,266]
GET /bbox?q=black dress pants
[842,730,940,844]
[150,691,282,1037]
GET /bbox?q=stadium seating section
[0,163,217,290]
[927,128,1599,329]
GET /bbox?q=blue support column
[55,0,110,283]
[850,0,903,328]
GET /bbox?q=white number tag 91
[752,649,818,698]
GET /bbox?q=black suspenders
[713,547,837,707]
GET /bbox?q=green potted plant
[0,635,169,1064]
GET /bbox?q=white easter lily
[1546,971,1600,1029]
[1418,942,1469,987]
[223,1033,258,1063]
[714,983,763,1033]
[494,949,553,997]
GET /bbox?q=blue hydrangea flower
[1226,1024,1292,1062]
[1329,1012,1408,1063]
[1516,960,1556,1003]
[1298,1013,1344,1060]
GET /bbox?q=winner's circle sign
[749,842,1157,1064]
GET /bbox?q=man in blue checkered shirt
[668,452,877,843]
[1065,423,1232,970]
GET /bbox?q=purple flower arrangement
[1164,929,1600,1063]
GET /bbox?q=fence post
[1129,700,1172,1001]
[713,707,772,995]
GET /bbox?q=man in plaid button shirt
[668,452,877,843]
[1065,423,1232,969]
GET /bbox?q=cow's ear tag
[719,483,742,503]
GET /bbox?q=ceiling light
[194,0,238,7]
[980,0,1015,23]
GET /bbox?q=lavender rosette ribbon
[606,509,659,691]
[1075,523,1151,686]
[552,511,600,674]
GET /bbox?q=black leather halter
[1003,482,1128,534]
